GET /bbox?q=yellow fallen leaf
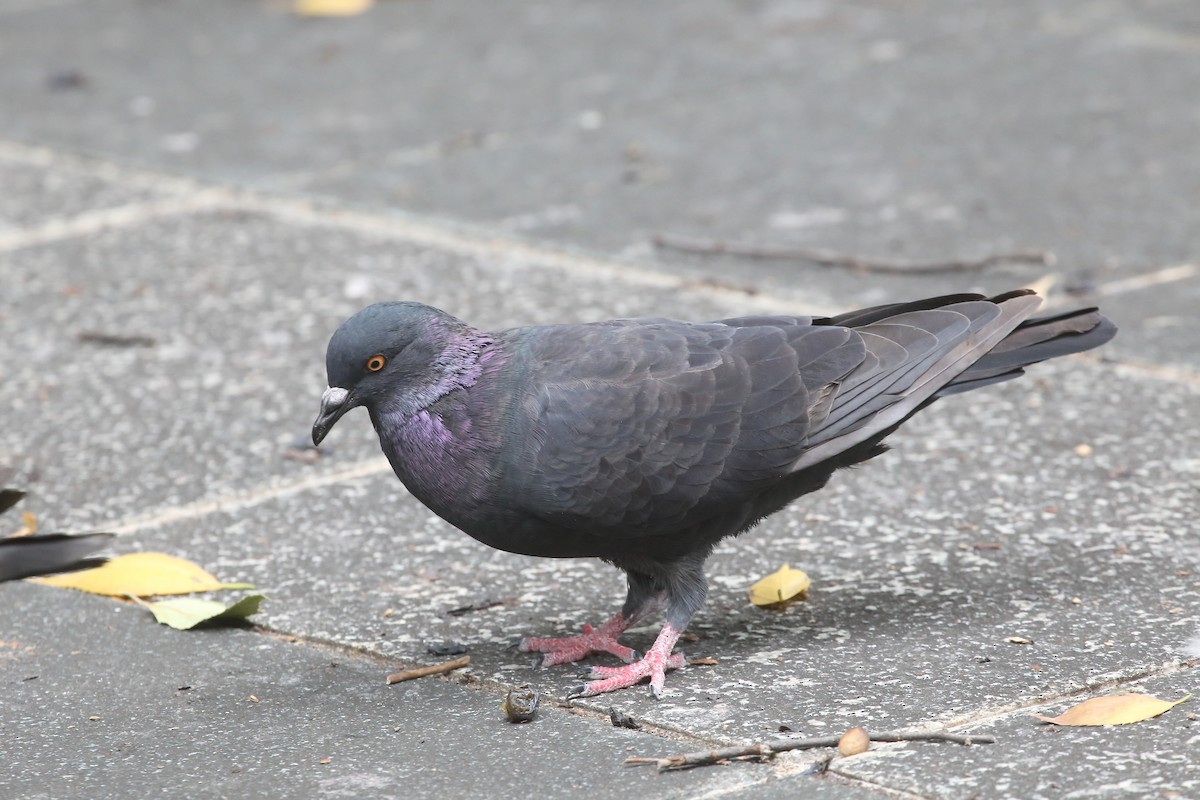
[294,0,373,16]
[748,564,811,607]
[142,595,265,630]
[1034,693,1191,726]
[31,552,253,597]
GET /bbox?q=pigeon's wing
[0,488,25,516]
[792,292,1042,470]
[510,319,865,533]
[506,292,1046,536]
[0,532,114,582]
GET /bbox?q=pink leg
[569,623,686,699]
[517,612,639,667]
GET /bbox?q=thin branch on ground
[651,232,1054,275]
[624,729,995,771]
[386,655,470,685]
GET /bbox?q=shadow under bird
[313,290,1115,698]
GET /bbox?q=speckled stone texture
[1,1,1198,798]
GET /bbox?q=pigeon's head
[312,302,460,445]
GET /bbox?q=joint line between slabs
[939,657,1196,733]
[111,457,393,535]
[5,138,1194,332]
[0,139,210,194]
[823,769,936,800]
[1093,262,1198,297]
[223,193,838,315]
[252,623,732,753]
[0,138,836,314]
[0,191,230,253]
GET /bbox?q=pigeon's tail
[791,290,1115,474]
[0,532,114,582]
[935,304,1117,398]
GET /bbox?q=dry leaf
[32,552,253,596]
[748,564,811,607]
[294,0,373,16]
[838,726,870,756]
[142,595,265,630]
[1035,693,1191,726]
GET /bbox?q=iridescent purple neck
[376,324,496,422]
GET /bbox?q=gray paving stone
[834,670,1200,800]
[1,581,772,800]
[3,1,1196,291]
[0,0,788,184]
[1098,273,1200,372]
[0,156,176,231]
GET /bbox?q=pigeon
[0,485,114,582]
[313,290,1115,698]
[0,532,114,582]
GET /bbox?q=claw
[515,612,636,666]
[530,653,545,668]
[565,622,685,699]
[507,636,524,650]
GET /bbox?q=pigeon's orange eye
[366,354,386,372]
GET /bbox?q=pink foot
[517,613,638,667]
[569,623,685,699]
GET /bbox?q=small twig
[625,729,995,772]
[446,597,514,616]
[652,232,1053,275]
[386,655,470,685]
[77,330,158,348]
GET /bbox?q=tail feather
[935,307,1116,398]
[0,532,115,582]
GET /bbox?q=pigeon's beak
[312,386,351,446]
